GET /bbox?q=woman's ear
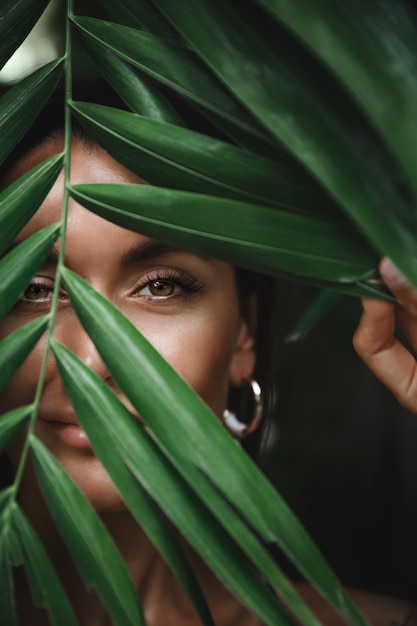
[229,294,257,386]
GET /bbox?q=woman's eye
[23,282,54,302]
[140,280,180,298]
[135,271,203,300]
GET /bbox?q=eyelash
[20,278,65,306]
[133,269,204,300]
[19,269,203,308]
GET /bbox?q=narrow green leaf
[0,155,63,254]
[0,0,49,71]
[61,269,368,626]
[80,40,183,124]
[30,435,144,626]
[51,335,298,626]
[10,504,78,626]
[72,17,276,152]
[71,102,336,216]
[52,339,215,626]
[0,406,32,454]
[197,107,289,160]
[70,183,377,287]
[151,0,417,292]
[0,224,60,318]
[0,316,49,391]
[0,542,16,626]
[0,488,14,514]
[257,0,417,203]
[0,59,63,166]
[3,509,24,569]
[285,290,342,343]
[0,489,22,565]
[0,492,16,626]
[97,0,178,39]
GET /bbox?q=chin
[61,456,128,513]
[7,425,129,514]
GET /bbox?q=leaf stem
[13,0,74,493]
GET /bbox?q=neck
[16,471,259,625]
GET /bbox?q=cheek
[135,311,240,418]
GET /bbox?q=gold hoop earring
[222,378,262,439]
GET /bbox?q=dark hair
[0,80,279,469]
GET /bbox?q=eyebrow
[1,239,210,266]
[121,240,210,265]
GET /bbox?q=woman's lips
[39,405,140,450]
[42,419,92,450]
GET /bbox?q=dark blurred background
[262,284,417,604]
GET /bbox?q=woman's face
[0,140,255,510]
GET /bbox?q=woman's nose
[54,313,111,381]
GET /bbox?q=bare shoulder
[295,581,417,625]
[348,590,417,626]
[346,588,417,626]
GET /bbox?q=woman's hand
[353,257,417,415]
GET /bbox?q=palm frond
[1,1,415,624]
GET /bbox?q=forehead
[5,137,145,186]
[10,138,147,239]
[7,138,237,289]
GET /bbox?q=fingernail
[380,258,406,285]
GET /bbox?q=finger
[353,298,417,414]
[380,257,417,316]
[353,297,395,358]
[380,257,417,351]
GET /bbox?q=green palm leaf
[61,268,368,626]
[71,101,336,216]
[1,1,415,624]
[0,0,49,70]
[0,224,60,317]
[71,182,379,296]
[54,344,288,624]
[30,435,145,626]
[72,17,275,152]
[51,340,217,626]
[0,490,18,626]
[97,0,178,39]
[0,155,63,254]
[10,504,78,626]
[0,406,31,454]
[0,317,49,391]
[51,337,308,626]
[0,543,15,626]
[150,0,417,289]
[257,0,417,202]
[285,290,343,343]
[0,60,63,166]
[82,42,184,124]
